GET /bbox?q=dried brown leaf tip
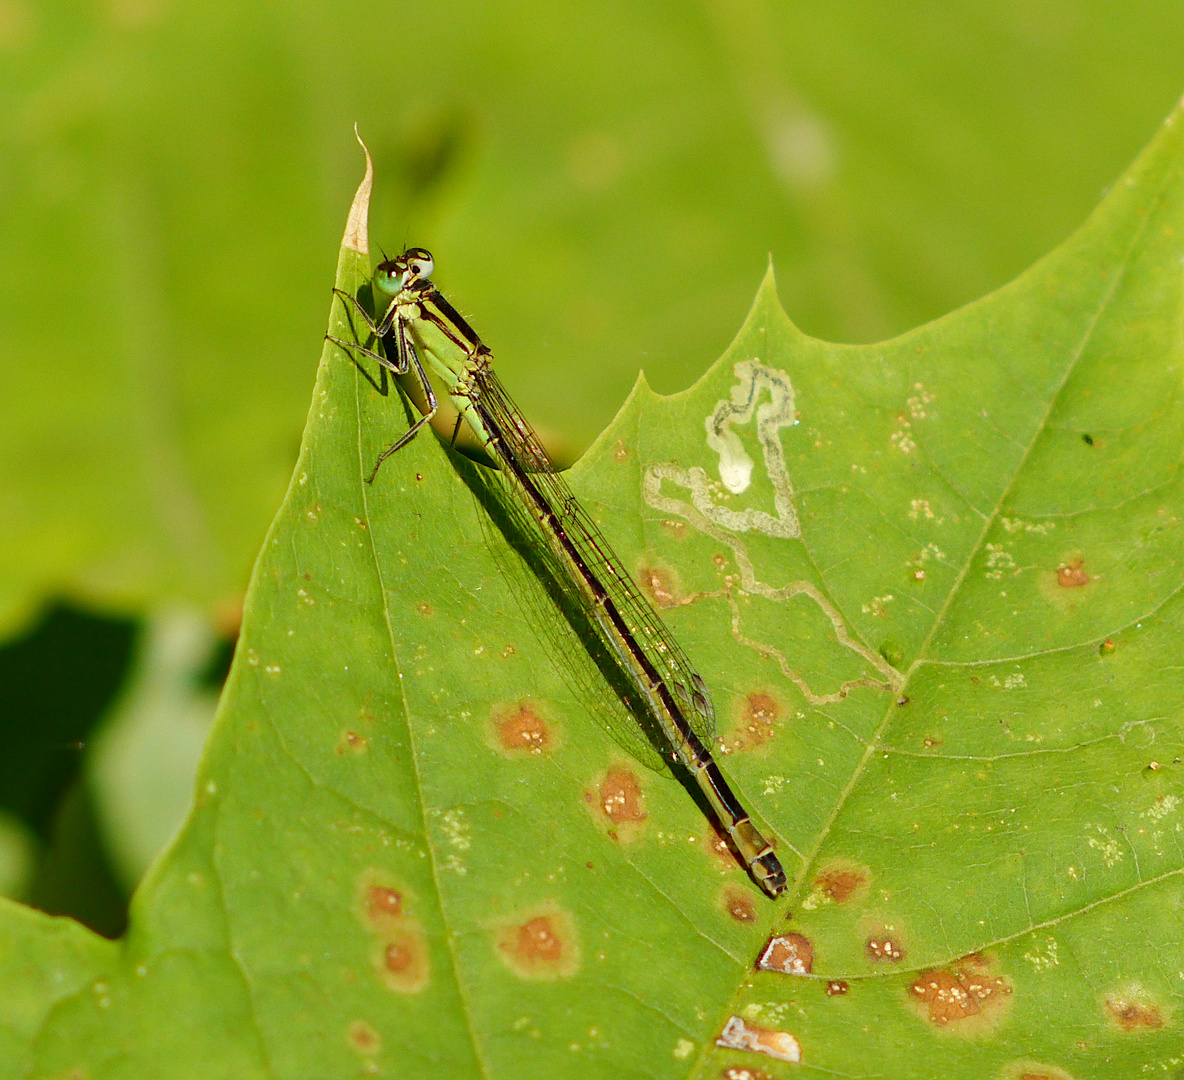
[757,933,813,975]
[908,954,1011,1031]
[495,905,580,980]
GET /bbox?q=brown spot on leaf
[721,1068,774,1080]
[999,1062,1075,1080]
[501,643,516,658]
[586,765,647,842]
[704,825,735,870]
[721,692,783,753]
[347,1019,381,1054]
[640,561,682,607]
[661,518,688,539]
[357,871,407,932]
[374,928,430,993]
[1105,990,1165,1032]
[758,933,813,975]
[715,1016,800,1063]
[366,886,403,922]
[338,730,369,755]
[356,870,430,992]
[826,980,849,997]
[866,933,906,962]
[612,438,630,462]
[1100,638,1116,655]
[495,905,580,980]
[384,940,412,972]
[490,701,554,757]
[416,601,433,616]
[1057,558,1090,588]
[722,886,757,923]
[813,860,869,904]
[599,766,645,824]
[908,956,1011,1030]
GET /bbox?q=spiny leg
[325,336,403,395]
[364,321,439,483]
[326,288,407,393]
[332,287,399,337]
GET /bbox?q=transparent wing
[461,456,667,771]
[469,367,717,753]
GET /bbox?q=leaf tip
[342,125,373,255]
[759,252,778,300]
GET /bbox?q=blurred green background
[2,0,1184,936]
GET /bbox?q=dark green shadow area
[0,606,136,937]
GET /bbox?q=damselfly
[329,248,786,897]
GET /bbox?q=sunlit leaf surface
[3,107,1184,1079]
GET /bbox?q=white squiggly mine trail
[704,359,801,538]
[645,359,901,704]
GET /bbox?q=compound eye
[374,260,408,295]
[409,253,434,281]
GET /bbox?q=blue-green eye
[374,260,407,296]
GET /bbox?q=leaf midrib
[352,347,495,1079]
[787,147,1168,948]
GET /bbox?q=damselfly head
[373,247,435,296]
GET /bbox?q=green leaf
[4,104,1184,1078]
